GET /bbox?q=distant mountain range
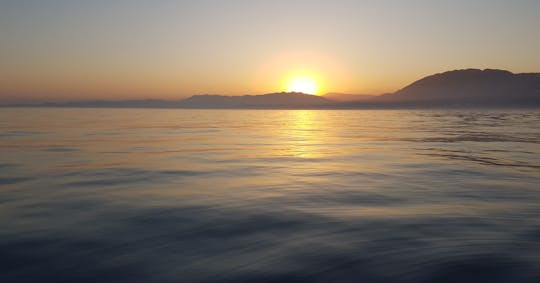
[6,69,540,108]
[378,69,540,106]
[322,93,377,101]
[179,92,329,108]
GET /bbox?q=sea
[1,108,539,283]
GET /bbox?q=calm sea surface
[1,108,540,283]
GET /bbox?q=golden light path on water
[281,110,325,158]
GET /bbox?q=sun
[287,77,318,95]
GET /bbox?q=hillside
[380,69,540,106]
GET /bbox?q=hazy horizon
[2,0,540,103]
[3,67,539,107]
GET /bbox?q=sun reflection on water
[281,110,324,158]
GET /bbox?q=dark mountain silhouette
[5,69,539,108]
[8,93,330,109]
[377,69,540,106]
[323,93,377,101]
[178,92,330,108]
[35,99,186,108]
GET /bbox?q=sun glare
[287,77,318,95]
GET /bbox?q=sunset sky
[1,0,539,103]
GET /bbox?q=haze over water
[1,108,539,282]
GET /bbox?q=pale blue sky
[1,0,539,102]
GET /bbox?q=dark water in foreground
[1,108,540,283]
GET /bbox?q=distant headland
[5,69,540,108]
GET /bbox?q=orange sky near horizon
[1,0,539,103]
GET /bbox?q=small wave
[417,152,540,169]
